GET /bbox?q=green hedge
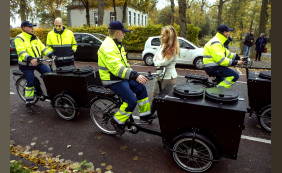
[10,24,200,52]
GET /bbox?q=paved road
[10,61,271,173]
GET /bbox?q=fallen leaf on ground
[67,145,71,149]
[106,165,113,170]
[132,156,139,161]
[78,152,83,156]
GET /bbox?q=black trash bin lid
[56,65,76,73]
[205,87,239,103]
[173,84,204,98]
[259,71,271,80]
[73,66,94,74]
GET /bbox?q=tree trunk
[86,5,90,26]
[217,0,223,26]
[113,0,117,21]
[80,0,90,26]
[258,0,269,35]
[170,0,175,24]
[98,0,105,25]
[178,0,187,38]
[19,0,27,22]
[122,0,128,24]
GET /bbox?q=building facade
[68,4,148,27]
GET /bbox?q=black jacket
[244,33,255,47]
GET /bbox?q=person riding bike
[98,21,154,135]
[14,21,54,106]
[203,24,244,88]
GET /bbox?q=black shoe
[110,118,125,136]
[140,114,157,122]
[25,101,32,107]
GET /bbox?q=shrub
[10,24,201,51]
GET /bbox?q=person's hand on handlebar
[237,60,244,65]
[136,75,149,84]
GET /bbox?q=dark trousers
[204,66,239,83]
[255,51,262,61]
[19,64,51,91]
[109,80,148,112]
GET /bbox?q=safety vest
[203,32,236,68]
[14,32,52,66]
[98,37,132,85]
[46,28,77,57]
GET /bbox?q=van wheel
[193,57,204,69]
[144,54,154,66]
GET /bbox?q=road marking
[10,92,15,95]
[241,135,271,144]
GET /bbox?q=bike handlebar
[141,67,166,80]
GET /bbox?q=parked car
[74,33,106,62]
[10,38,18,64]
[142,36,204,69]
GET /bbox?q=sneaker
[110,118,125,136]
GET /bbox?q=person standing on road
[46,17,77,68]
[152,25,179,97]
[255,33,267,61]
[203,24,244,88]
[14,21,54,106]
[98,21,153,135]
[243,31,255,57]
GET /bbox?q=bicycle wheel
[15,76,39,105]
[258,105,271,133]
[172,134,216,173]
[53,94,78,120]
[90,96,120,135]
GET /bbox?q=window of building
[133,12,136,25]
[141,15,143,26]
[110,12,116,22]
[128,11,131,25]
[144,16,147,26]
[138,14,140,25]
[94,12,98,25]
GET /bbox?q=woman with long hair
[152,25,180,97]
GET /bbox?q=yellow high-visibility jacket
[14,32,52,66]
[46,28,77,57]
[98,37,138,85]
[203,32,236,68]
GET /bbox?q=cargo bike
[184,57,271,132]
[89,67,248,172]
[12,56,102,120]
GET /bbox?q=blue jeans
[243,45,251,57]
[109,80,148,112]
[19,64,51,88]
[204,66,239,83]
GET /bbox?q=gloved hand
[235,54,241,60]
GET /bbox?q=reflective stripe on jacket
[203,32,236,68]
[14,32,52,66]
[98,37,132,86]
[46,28,77,57]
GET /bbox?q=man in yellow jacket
[14,21,54,106]
[203,24,244,88]
[46,17,77,68]
[98,21,153,135]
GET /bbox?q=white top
[153,46,178,79]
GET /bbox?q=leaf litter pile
[10,143,114,173]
